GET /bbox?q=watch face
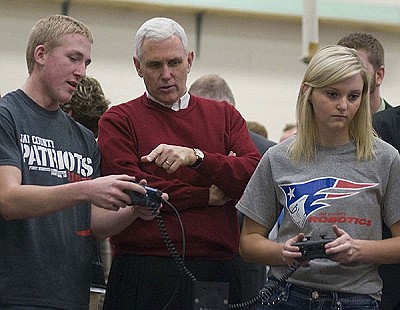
[195,148,204,159]
[191,148,204,168]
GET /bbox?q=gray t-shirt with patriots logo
[236,136,400,299]
[0,89,100,308]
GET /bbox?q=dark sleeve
[249,130,276,156]
[373,108,400,151]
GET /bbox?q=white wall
[1,0,399,142]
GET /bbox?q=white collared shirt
[375,97,386,113]
[147,91,190,111]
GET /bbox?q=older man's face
[134,35,194,106]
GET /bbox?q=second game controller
[294,236,334,260]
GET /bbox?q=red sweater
[97,94,260,260]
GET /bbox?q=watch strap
[190,148,203,168]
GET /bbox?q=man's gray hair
[134,17,189,59]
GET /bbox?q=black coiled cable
[153,199,197,282]
[152,197,301,309]
[228,260,301,309]
[149,199,197,310]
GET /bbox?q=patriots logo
[279,177,377,228]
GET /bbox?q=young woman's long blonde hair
[289,45,375,163]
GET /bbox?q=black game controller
[126,182,163,211]
[294,236,334,260]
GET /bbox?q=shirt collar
[376,97,386,113]
[146,91,190,111]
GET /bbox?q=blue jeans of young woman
[257,279,380,310]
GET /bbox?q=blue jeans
[257,279,380,310]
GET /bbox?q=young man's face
[40,33,92,105]
[134,35,194,106]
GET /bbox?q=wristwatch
[190,148,204,168]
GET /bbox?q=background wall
[1,0,400,142]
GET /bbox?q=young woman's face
[310,73,363,144]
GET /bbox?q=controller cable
[149,198,197,310]
[151,198,303,309]
[228,260,301,308]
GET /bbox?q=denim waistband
[287,282,371,300]
[260,277,380,309]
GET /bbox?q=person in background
[189,73,275,308]
[373,108,400,152]
[337,32,392,113]
[279,122,297,142]
[246,120,269,139]
[189,74,276,156]
[60,76,110,137]
[0,14,152,309]
[97,17,260,309]
[60,76,111,310]
[372,107,400,310]
[338,32,397,310]
[237,45,400,310]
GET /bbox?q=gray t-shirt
[236,136,400,298]
[0,90,100,308]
